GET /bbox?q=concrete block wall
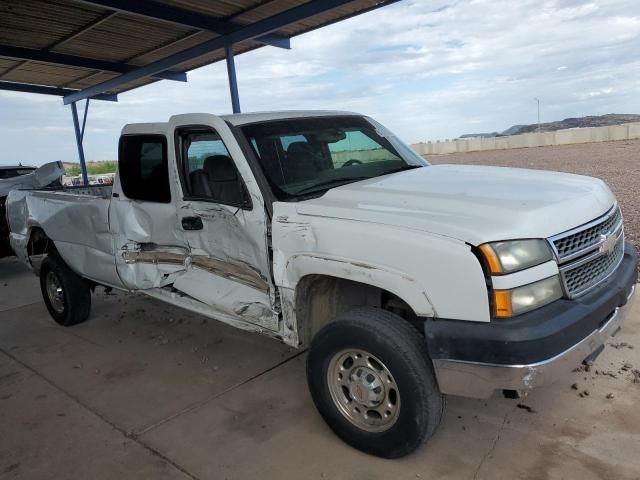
[609,125,628,141]
[412,122,640,155]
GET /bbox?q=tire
[307,307,445,458]
[39,255,91,326]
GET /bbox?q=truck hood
[295,165,616,245]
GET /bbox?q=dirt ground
[428,139,640,270]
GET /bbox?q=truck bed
[36,183,113,198]
[6,185,118,285]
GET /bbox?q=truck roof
[220,110,359,126]
[122,110,360,134]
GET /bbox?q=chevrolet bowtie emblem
[599,233,617,256]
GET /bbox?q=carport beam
[225,45,241,114]
[70,102,89,185]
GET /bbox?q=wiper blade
[294,176,370,195]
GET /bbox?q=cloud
[1,0,639,164]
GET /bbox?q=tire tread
[40,255,91,326]
[307,307,444,458]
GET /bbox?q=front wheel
[307,307,445,458]
[39,255,91,326]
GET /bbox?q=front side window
[178,129,248,207]
[118,135,170,203]
[241,116,427,200]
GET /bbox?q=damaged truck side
[7,111,637,458]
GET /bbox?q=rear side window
[118,135,171,203]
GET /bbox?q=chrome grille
[552,206,622,262]
[550,204,625,298]
[561,237,624,297]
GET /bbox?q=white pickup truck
[6,111,637,458]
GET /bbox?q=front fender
[277,253,435,316]
[272,204,491,323]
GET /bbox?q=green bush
[64,161,117,176]
[88,161,117,174]
[65,164,82,176]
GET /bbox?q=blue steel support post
[225,44,241,114]
[80,98,90,141]
[70,102,89,185]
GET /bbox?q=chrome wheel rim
[327,349,401,432]
[45,271,65,314]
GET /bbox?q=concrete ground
[1,257,640,480]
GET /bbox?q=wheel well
[27,227,56,257]
[294,275,422,345]
[28,230,99,290]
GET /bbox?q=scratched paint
[271,199,490,328]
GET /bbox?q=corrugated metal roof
[0,0,397,99]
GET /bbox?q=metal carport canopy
[0,0,399,183]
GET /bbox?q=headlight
[479,239,553,274]
[493,275,563,317]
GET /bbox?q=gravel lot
[428,139,640,273]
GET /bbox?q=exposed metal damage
[122,250,270,293]
[191,256,269,292]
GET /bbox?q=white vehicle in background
[6,112,638,457]
[1,161,63,257]
[63,174,115,187]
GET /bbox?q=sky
[0,0,639,165]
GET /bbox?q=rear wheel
[39,255,91,326]
[307,307,445,458]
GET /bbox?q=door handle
[181,216,203,231]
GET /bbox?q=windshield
[240,116,428,200]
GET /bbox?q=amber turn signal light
[479,243,502,274]
[493,290,513,317]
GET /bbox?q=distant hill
[459,132,500,139]
[462,114,640,139]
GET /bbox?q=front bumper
[426,241,638,399]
